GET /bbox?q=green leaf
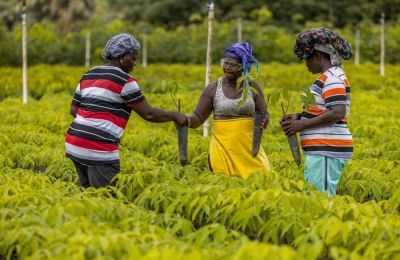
[300,88,316,110]
[237,85,249,111]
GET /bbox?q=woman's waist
[213,114,253,120]
[212,117,254,136]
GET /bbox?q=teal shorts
[304,154,349,197]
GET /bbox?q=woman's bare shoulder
[203,80,219,97]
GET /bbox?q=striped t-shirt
[65,65,145,165]
[299,66,353,159]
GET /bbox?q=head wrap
[224,42,258,75]
[294,28,352,66]
[102,33,140,61]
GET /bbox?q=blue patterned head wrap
[224,42,259,75]
[102,33,140,61]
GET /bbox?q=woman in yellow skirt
[187,42,270,179]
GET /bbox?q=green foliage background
[1,1,400,258]
[0,64,399,258]
[1,0,400,66]
[1,19,400,66]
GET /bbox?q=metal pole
[203,0,214,137]
[22,0,28,104]
[237,17,242,42]
[380,12,385,76]
[354,28,360,65]
[142,32,147,68]
[85,31,91,68]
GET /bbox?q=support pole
[237,17,242,42]
[203,0,214,137]
[328,0,334,25]
[85,31,91,68]
[22,0,28,104]
[380,12,385,76]
[142,0,148,68]
[142,32,148,68]
[354,28,360,65]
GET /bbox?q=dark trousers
[72,160,120,188]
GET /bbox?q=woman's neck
[108,60,120,67]
[320,59,334,74]
[223,76,239,87]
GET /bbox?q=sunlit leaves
[1,64,400,259]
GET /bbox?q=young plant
[235,72,270,157]
[275,89,302,166]
[300,88,315,111]
[161,79,188,166]
[160,79,183,111]
[281,95,302,166]
[235,72,267,111]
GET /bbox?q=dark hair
[318,51,331,60]
[307,50,330,61]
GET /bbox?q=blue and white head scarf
[102,33,140,61]
[223,42,259,75]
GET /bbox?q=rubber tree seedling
[162,79,188,166]
[177,98,188,166]
[236,73,269,157]
[252,92,269,157]
[272,85,315,166]
[281,97,302,166]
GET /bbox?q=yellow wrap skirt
[209,118,271,179]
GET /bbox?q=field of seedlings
[1,63,400,259]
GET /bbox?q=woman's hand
[280,119,306,136]
[174,112,188,126]
[261,113,269,129]
[279,105,347,135]
[279,113,299,124]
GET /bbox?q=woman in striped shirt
[280,28,353,196]
[65,33,188,188]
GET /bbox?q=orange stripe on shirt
[308,106,325,115]
[322,88,346,99]
[319,74,328,82]
[301,139,353,147]
[344,79,350,86]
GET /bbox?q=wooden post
[85,31,91,68]
[380,12,385,76]
[237,17,242,42]
[328,0,334,25]
[21,0,28,104]
[354,28,360,65]
[203,0,215,137]
[142,32,148,68]
[142,0,148,68]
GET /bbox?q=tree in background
[0,0,399,65]
[1,0,399,32]
[0,0,96,30]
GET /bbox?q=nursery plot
[0,64,399,259]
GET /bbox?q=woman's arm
[250,80,267,113]
[70,106,78,118]
[250,80,269,128]
[280,105,346,136]
[187,82,217,129]
[132,100,187,125]
[70,84,81,118]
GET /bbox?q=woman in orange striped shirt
[280,28,353,196]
